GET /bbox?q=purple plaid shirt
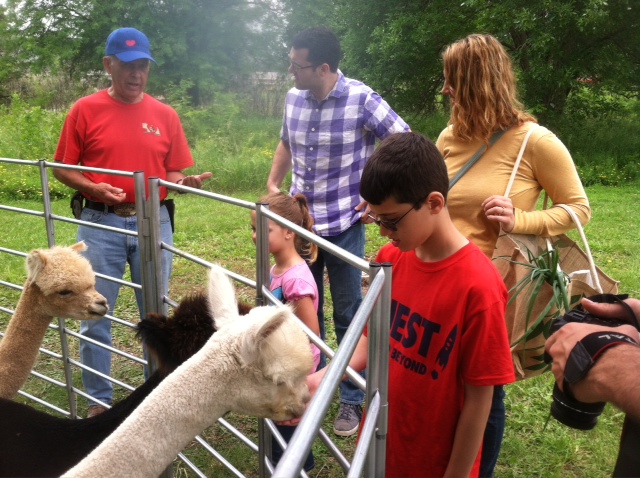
[281,71,410,236]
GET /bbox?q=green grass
[576,183,640,297]
[1,179,639,477]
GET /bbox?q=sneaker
[86,405,108,418]
[333,403,363,437]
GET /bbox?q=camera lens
[550,383,606,430]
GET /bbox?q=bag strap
[449,129,508,190]
[556,204,603,294]
[502,124,540,196]
[500,124,602,292]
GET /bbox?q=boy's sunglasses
[367,204,415,232]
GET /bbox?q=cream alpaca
[63,265,313,478]
[0,242,108,399]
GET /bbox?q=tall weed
[0,95,69,199]
[189,114,282,193]
[0,95,64,160]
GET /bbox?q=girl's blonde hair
[259,192,318,263]
[442,34,536,143]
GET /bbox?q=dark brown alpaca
[0,291,251,477]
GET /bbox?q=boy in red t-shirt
[307,132,515,477]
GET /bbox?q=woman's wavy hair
[259,192,318,263]
[442,34,536,142]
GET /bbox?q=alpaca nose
[93,296,109,315]
[292,386,311,417]
[290,402,307,419]
[302,385,311,405]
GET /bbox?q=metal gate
[0,157,391,477]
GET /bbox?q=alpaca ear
[256,311,287,342]
[240,309,287,366]
[25,249,47,286]
[207,264,239,329]
[71,241,88,253]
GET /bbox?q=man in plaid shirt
[267,26,410,437]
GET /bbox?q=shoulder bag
[491,125,619,380]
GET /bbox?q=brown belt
[84,199,166,218]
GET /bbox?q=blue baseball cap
[105,28,156,63]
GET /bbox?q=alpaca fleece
[63,265,313,478]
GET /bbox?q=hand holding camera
[544,295,640,429]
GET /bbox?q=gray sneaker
[333,403,363,437]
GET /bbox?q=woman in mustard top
[436,33,591,477]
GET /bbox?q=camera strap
[564,331,639,400]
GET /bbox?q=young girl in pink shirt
[251,191,320,472]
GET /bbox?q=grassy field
[1,177,639,477]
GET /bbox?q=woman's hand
[482,195,516,232]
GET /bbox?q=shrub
[575,159,639,187]
[550,87,640,186]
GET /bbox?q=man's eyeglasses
[289,61,315,73]
[367,204,416,232]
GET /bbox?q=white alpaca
[0,242,108,399]
[63,265,314,478]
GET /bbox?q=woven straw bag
[492,126,619,379]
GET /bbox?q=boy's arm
[444,384,493,477]
[277,335,368,427]
[308,334,369,396]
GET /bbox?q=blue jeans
[480,385,506,477]
[77,205,173,406]
[310,222,365,406]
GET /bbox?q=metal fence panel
[0,157,391,477]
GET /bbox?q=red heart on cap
[126,40,136,47]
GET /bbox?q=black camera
[548,308,626,336]
[546,308,626,430]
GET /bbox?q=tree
[0,0,286,105]
[333,0,470,114]
[1,0,638,116]
[469,0,640,118]
[331,0,639,118]
[280,0,337,44]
